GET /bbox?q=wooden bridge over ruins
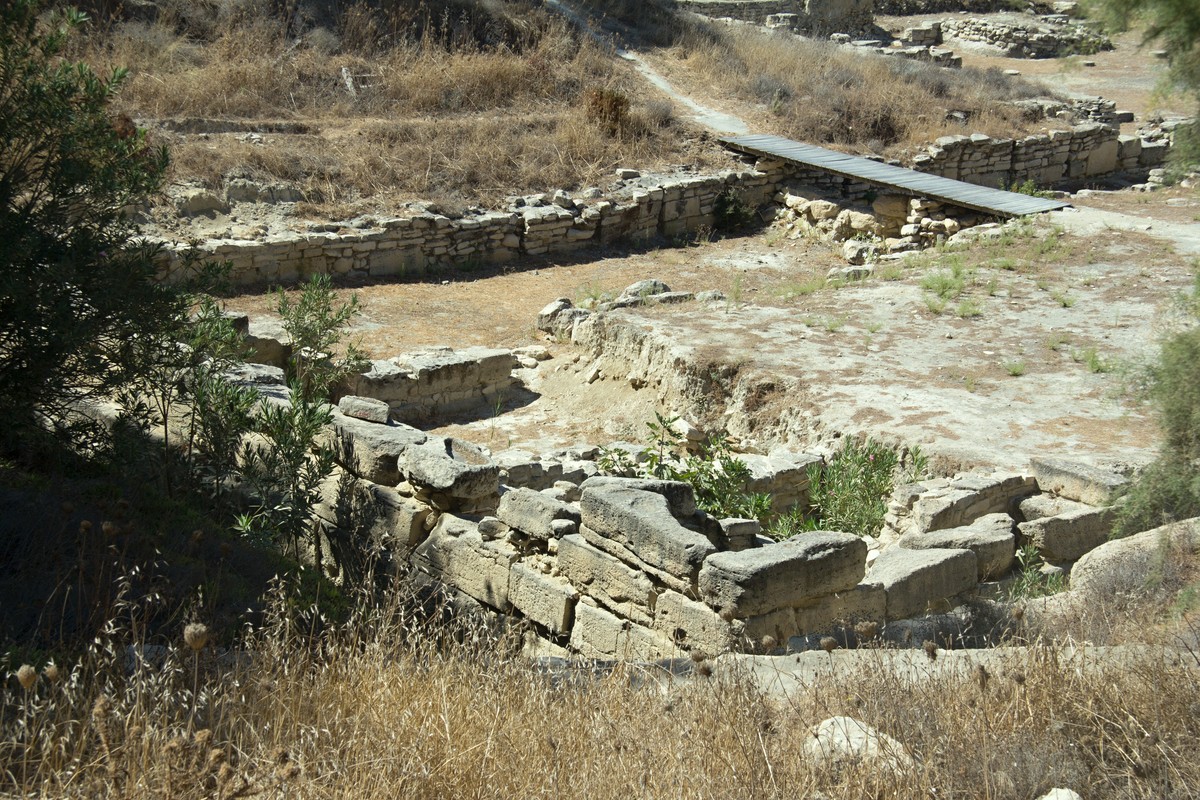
[720,133,1071,218]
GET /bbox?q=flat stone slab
[1030,457,1128,506]
[569,599,675,661]
[337,395,390,424]
[901,512,1015,580]
[866,546,977,620]
[580,481,715,587]
[698,532,866,618]
[497,487,580,540]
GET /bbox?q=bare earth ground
[221,15,1199,474]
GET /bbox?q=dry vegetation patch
[65,0,713,210]
[650,22,1060,153]
[4,581,1200,799]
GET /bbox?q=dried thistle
[101,520,117,537]
[854,620,879,641]
[760,635,777,651]
[43,662,60,683]
[819,636,838,654]
[718,607,735,623]
[923,640,938,660]
[974,663,990,692]
[79,520,93,534]
[689,648,708,663]
[1011,605,1025,622]
[184,622,210,652]
[695,660,713,678]
[16,664,36,691]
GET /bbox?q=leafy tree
[0,1,174,447]
[1091,0,1200,165]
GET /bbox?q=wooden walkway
[720,134,1070,217]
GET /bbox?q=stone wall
[165,121,1170,288]
[159,169,782,287]
[910,123,1167,188]
[295,353,1133,657]
[941,17,1112,58]
[681,0,874,32]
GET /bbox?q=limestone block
[400,437,499,499]
[1030,457,1128,506]
[244,318,293,369]
[872,194,910,221]
[557,534,657,625]
[866,546,977,620]
[901,513,1015,580]
[804,716,914,775]
[913,474,1033,532]
[497,487,581,540]
[794,583,887,634]
[316,478,430,551]
[739,607,797,648]
[337,395,390,424]
[1069,518,1200,599]
[698,532,866,617]
[579,525,690,595]
[653,590,737,655]
[720,518,761,552]
[569,599,676,661]
[580,477,698,518]
[1085,138,1119,176]
[740,451,821,510]
[509,562,578,635]
[1018,505,1118,564]
[579,481,714,585]
[1018,493,1090,521]
[324,411,427,485]
[413,515,517,611]
[807,199,841,221]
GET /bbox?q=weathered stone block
[653,590,737,655]
[901,513,1015,580]
[569,599,676,661]
[496,487,580,540]
[412,515,517,611]
[1018,505,1118,564]
[400,437,499,499]
[866,547,977,620]
[794,583,887,634]
[557,534,657,626]
[324,411,427,485]
[337,395,390,424]
[509,562,578,635]
[1030,457,1128,506]
[580,481,715,587]
[698,532,866,617]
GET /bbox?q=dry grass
[64,4,710,209]
[4,574,1200,800]
[658,23,1059,154]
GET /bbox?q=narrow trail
[543,0,751,135]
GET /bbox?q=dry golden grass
[5,575,1200,800]
[658,23,1058,155]
[66,6,711,210]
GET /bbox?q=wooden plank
[719,134,1069,217]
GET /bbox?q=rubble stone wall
[167,122,1168,288]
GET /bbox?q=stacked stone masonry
[941,17,1112,59]
[240,343,1134,660]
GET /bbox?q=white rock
[804,716,914,774]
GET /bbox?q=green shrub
[597,413,771,523]
[713,188,755,232]
[1115,273,1200,536]
[803,438,919,538]
[0,1,174,448]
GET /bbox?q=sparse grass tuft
[1003,359,1027,377]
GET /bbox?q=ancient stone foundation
[233,331,1132,660]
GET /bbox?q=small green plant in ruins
[598,412,771,523]
[802,438,927,538]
